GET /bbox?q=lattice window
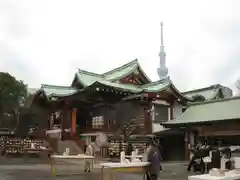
[92,116,104,129]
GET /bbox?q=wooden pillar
[170,105,174,120]
[71,108,77,136]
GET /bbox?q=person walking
[84,142,94,172]
[158,143,163,171]
[146,140,161,180]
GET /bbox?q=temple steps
[57,140,84,155]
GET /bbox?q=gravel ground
[0,157,194,180]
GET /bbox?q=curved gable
[140,77,192,103]
[73,70,103,87]
[182,84,232,101]
[103,59,151,85]
[72,59,151,88]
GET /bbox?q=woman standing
[84,142,94,172]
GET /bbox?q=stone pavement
[0,157,194,180]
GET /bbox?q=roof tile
[75,59,151,87]
[40,84,78,97]
[182,84,220,100]
[163,96,240,125]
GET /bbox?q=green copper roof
[140,77,191,101]
[37,76,191,102]
[75,59,151,87]
[34,60,193,101]
[182,84,222,100]
[141,77,170,92]
[87,77,172,94]
[39,84,79,98]
[162,96,240,127]
[76,70,103,86]
[103,59,151,82]
[36,77,179,100]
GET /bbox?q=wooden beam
[143,92,173,103]
[59,91,90,102]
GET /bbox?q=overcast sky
[0,0,240,93]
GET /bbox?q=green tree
[0,72,27,117]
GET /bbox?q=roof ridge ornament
[78,68,102,77]
[41,84,76,89]
[157,22,168,80]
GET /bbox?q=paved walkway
[0,157,193,180]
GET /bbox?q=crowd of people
[83,138,235,178]
[187,140,233,173]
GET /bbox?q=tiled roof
[75,59,151,87]
[103,59,151,82]
[90,76,172,94]
[38,84,79,98]
[162,96,240,127]
[36,76,192,102]
[34,60,203,101]
[76,70,103,86]
[182,84,221,100]
[141,77,171,92]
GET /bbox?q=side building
[152,84,232,161]
[162,90,236,160]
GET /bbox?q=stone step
[57,140,83,155]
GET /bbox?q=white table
[125,155,143,159]
[51,154,94,159]
[100,162,150,180]
[50,154,94,176]
[188,170,240,180]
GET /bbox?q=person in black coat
[127,143,133,155]
[146,141,161,180]
[187,142,204,172]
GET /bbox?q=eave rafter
[85,83,134,98]
[119,72,147,85]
